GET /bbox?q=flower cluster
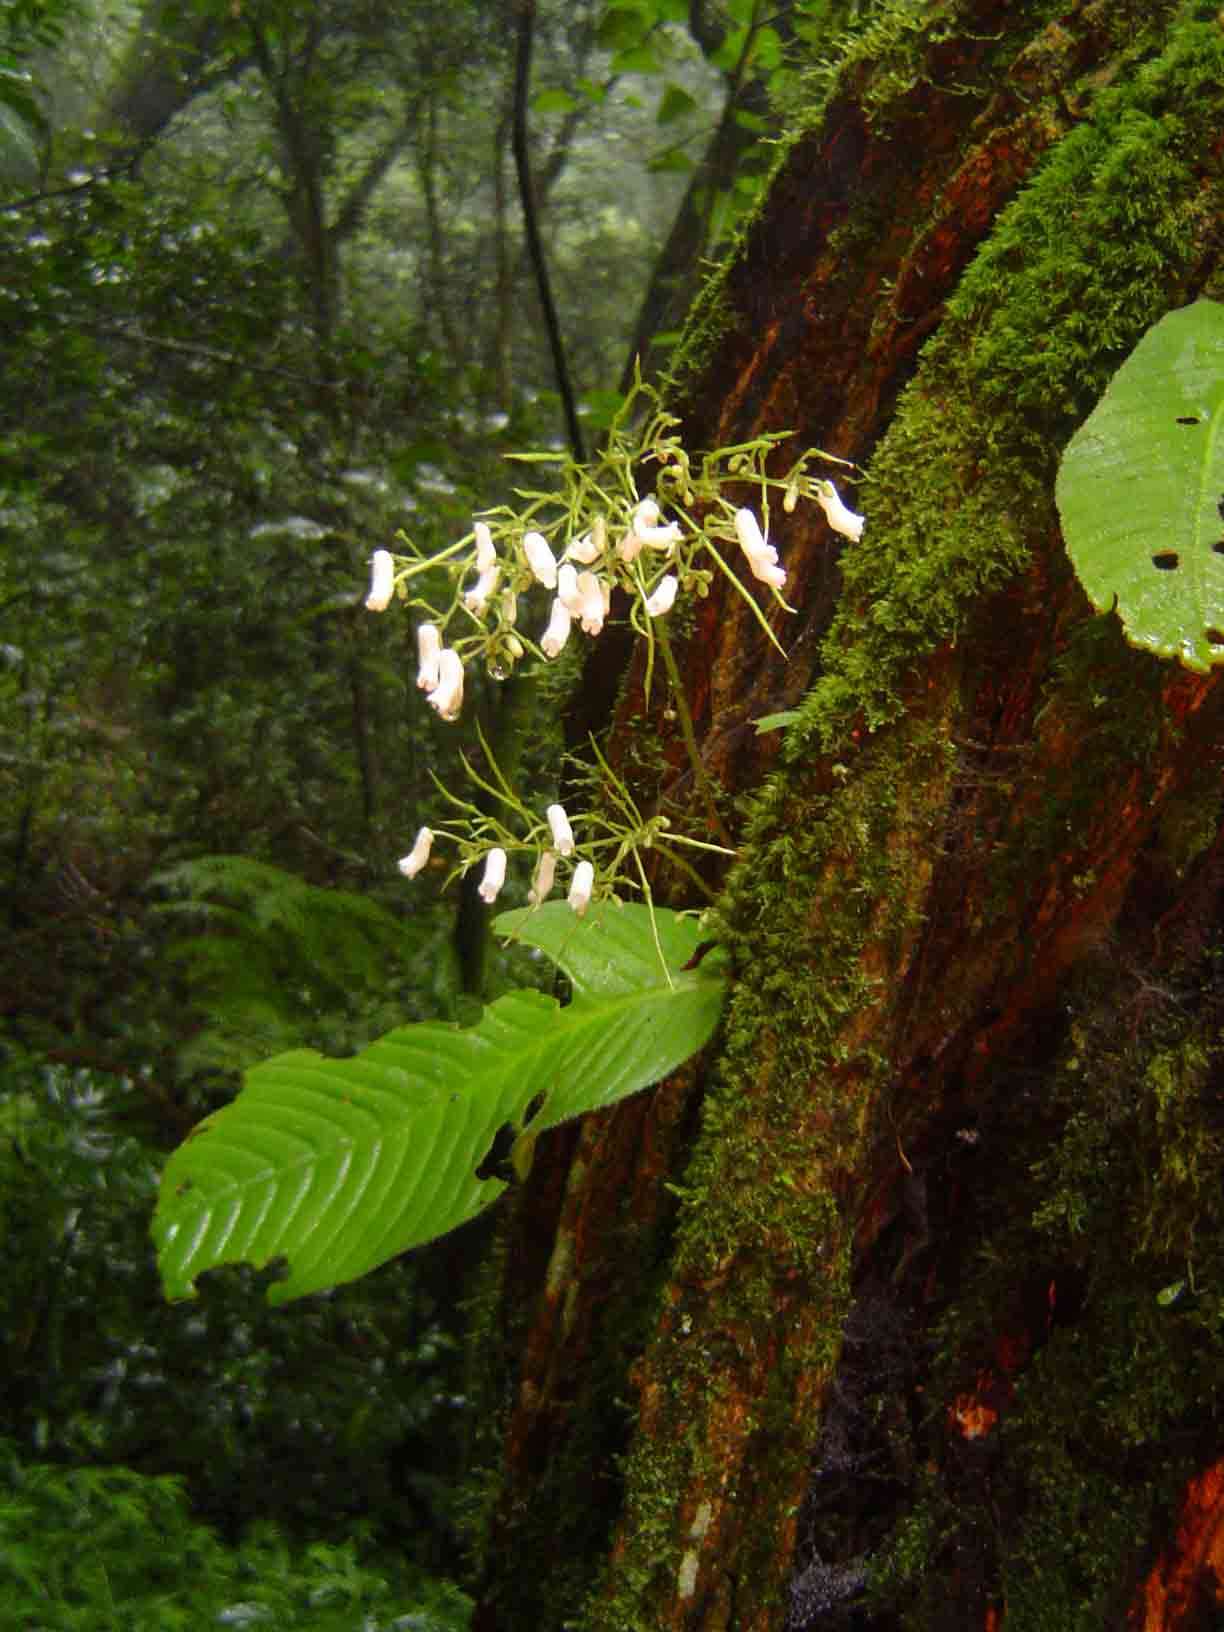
[397,799,596,916]
[364,375,864,915]
[363,473,863,726]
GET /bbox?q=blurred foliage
[0,1054,475,1565]
[0,0,837,1610]
[150,853,460,1070]
[0,1435,472,1631]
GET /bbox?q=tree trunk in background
[470,5,1224,1629]
[98,0,246,146]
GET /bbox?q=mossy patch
[788,16,1224,759]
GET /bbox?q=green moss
[580,718,950,1624]
[788,17,1224,759]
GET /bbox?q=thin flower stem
[654,621,733,850]
[395,535,474,575]
[663,833,737,857]
[631,850,674,992]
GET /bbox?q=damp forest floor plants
[366,373,864,928]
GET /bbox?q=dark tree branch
[511,0,584,463]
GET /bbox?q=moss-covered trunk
[470,4,1224,1628]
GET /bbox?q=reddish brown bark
[1133,1459,1224,1629]
[472,5,1224,1627]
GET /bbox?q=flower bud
[528,850,556,906]
[416,623,442,691]
[540,599,572,658]
[365,550,395,611]
[478,847,507,904]
[397,827,433,878]
[557,562,580,611]
[546,803,575,857]
[427,647,465,720]
[464,564,500,614]
[523,530,558,589]
[474,521,497,574]
[568,859,594,916]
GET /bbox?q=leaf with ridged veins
[154,903,726,1304]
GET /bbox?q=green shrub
[0,1440,471,1632]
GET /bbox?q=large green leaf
[154,904,725,1304]
[1055,300,1224,673]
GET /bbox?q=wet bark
[471,5,1224,1628]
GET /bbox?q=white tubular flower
[568,859,594,916]
[734,507,787,590]
[644,574,678,617]
[575,570,607,636]
[478,847,507,905]
[540,598,572,658]
[557,562,581,612]
[501,589,518,625]
[474,521,497,574]
[565,531,601,565]
[734,507,770,562]
[528,850,556,906]
[416,623,442,691]
[464,564,500,615]
[546,802,575,856]
[631,498,682,552]
[427,647,465,720]
[397,827,433,878]
[814,480,864,542]
[365,549,395,611]
[522,530,558,589]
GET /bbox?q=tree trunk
[469,5,1224,1629]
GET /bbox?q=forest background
[8,2,1224,1631]
[0,0,816,1626]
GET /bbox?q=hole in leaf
[1176,415,1202,425]
[475,1122,517,1183]
[1207,629,1224,647]
[1218,495,1224,522]
[1151,552,1179,571]
[1213,540,1224,555]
